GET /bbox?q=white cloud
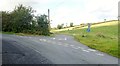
[50,0,119,27]
[0,0,119,27]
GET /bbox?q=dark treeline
[2,4,50,35]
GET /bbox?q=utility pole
[48,9,51,30]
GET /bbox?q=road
[1,34,118,64]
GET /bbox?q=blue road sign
[87,28,90,32]
[87,23,91,32]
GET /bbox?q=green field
[57,21,119,58]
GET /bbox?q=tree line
[57,22,74,29]
[2,4,50,35]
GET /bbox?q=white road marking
[82,50,90,52]
[34,50,41,54]
[58,39,63,40]
[39,39,46,41]
[39,39,42,41]
[77,47,81,49]
[53,38,55,40]
[70,45,74,47]
[58,39,61,40]
[73,46,84,50]
[88,49,96,52]
[58,38,67,40]
[20,36,23,37]
[96,53,104,56]
[64,38,67,40]
[77,47,81,48]
[79,47,84,50]
[43,39,46,41]
[74,47,79,49]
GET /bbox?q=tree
[2,4,50,36]
[11,4,34,33]
[36,14,50,35]
[2,11,13,32]
[57,24,63,29]
[70,22,74,27]
[80,23,85,27]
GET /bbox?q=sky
[1,0,119,27]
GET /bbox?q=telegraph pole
[48,9,51,30]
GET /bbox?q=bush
[57,24,63,29]
[2,4,50,36]
[70,22,74,27]
[96,32,106,38]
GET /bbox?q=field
[55,20,119,58]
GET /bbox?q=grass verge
[1,31,54,37]
[58,22,119,58]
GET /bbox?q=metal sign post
[87,23,91,32]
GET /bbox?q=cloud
[1,0,119,27]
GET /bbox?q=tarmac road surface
[1,34,118,65]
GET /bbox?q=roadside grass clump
[96,32,106,38]
[2,32,15,34]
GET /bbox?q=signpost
[87,23,91,32]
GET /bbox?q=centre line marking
[88,49,96,52]
[82,50,90,52]
[65,38,67,40]
[70,45,74,47]
[20,36,23,37]
[96,53,104,56]
[42,39,46,41]
[58,39,62,40]
[78,47,81,48]
[74,48,79,49]
[39,39,42,41]
[53,38,55,40]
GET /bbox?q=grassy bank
[58,21,119,58]
[1,31,54,37]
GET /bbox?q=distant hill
[51,20,118,33]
